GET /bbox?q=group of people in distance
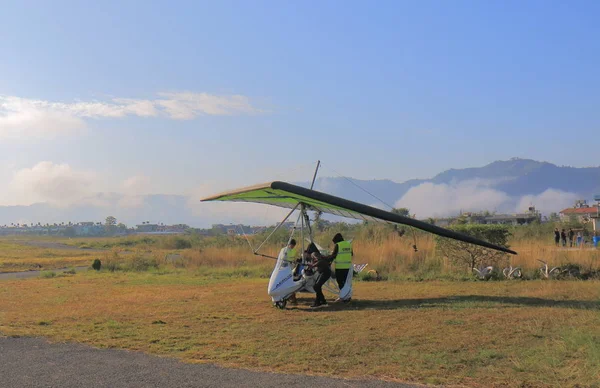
[283,232,353,309]
[554,227,583,247]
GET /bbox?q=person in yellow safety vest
[324,233,353,302]
[282,239,298,305]
[284,239,297,263]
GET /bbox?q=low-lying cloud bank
[394,180,578,218]
[0,163,289,227]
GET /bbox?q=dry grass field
[1,232,600,387]
[1,272,599,387]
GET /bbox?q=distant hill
[0,158,598,226]
[431,158,600,197]
[309,158,600,207]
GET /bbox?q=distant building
[211,223,274,235]
[560,198,600,234]
[482,212,540,225]
[136,223,160,233]
[559,200,599,223]
[73,222,104,236]
[133,223,190,235]
[433,206,541,226]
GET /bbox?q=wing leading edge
[201,181,517,255]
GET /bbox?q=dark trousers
[314,269,331,304]
[335,269,350,290]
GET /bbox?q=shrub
[165,253,185,267]
[40,271,56,278]
[435,224,511,273]
[126,255,159,271]
[161,236,192,250]
[62,268,77,275]
[360,270,385,281]
[104,257,121,272]
[174,238,192,249]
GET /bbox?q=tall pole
[310,160,321,190]
[304,160,320,246]
[300,208,305,258]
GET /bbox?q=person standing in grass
[561,229,567,247]
[323,233,353,302]
[554,228,560,246]
[568,228,575,247]
[309,248,333,308]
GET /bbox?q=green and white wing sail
[201,181,517,255]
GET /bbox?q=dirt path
[0,266,88,280]
[0,337,419,388]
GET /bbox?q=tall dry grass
[510,241,600,271]
[46,228,600,279]
[310,225,600,279]
[354,234,600,278]
[149,233,600,279]
[181,246,271,268]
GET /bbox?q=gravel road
[0,337,421,388]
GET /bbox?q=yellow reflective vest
[285,247,297,262]
[334,241,352,269]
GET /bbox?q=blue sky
[1,0,599,207]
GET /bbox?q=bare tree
[436,225,511,272]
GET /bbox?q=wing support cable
[253,203,300,256]
[237,224,255,252]
[323,163,421,252]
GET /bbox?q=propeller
[537,260,561,279]
[472,266,494,280]
[502,266,522,279]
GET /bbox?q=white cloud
[395,180,581,219]
[516,189,579,215]
[0,92,264,139]
[395,180,511,218]
[0,96,87,139]
[105,99,158,117]
[156,92,262,119]
[118,175,152,208]
[122,175,152,195]
[7,162,97,206]
[0,165,292,226]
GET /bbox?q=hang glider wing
[201,181,517,255]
